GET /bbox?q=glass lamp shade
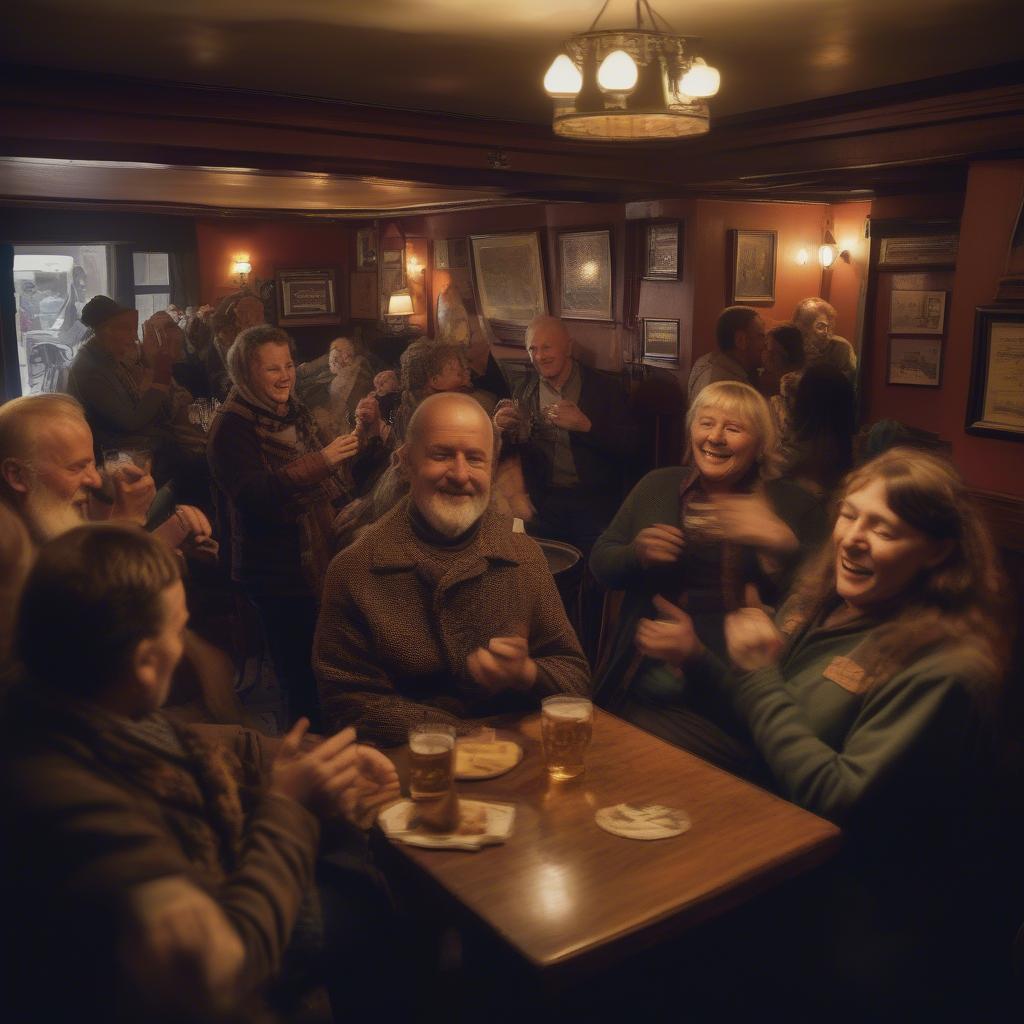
[679,59,720,98]
[544,54,583,98]
[819,230,839,268]
[387,291,414,316]
[596,49,639,93]
[231,260,252,275]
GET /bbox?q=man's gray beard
[24,484,86,540]
[418,492,489,538]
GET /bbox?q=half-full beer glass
[541,696,593,780]
[408,723,456,800]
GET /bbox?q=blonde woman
[590,381,827,757]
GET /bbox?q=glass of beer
[541,696,593,780]
[408,723,456,800]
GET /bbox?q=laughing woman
[636,447,1013,1018]
[590,381,827,764]
[208,325,358,728]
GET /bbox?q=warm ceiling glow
[680,58,720,98]
[543,54,582,98]
[596,50,638,93]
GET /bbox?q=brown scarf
[15,689,258,884]
[217,387,350,593]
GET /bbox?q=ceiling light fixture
[543,0,720,142]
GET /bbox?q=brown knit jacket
[313,498,591,746]
[0,690,319,1018]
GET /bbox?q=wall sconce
[796,248,810,266]
[818,231,850,269]
[231,258,252,287]
[387,290,415,317]
[406,255,423,276]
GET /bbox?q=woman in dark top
[207,325,357,727]
[590,381,827,765]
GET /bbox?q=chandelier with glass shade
[543,0,720,142]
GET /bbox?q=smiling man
[494,315,636,554]
[314,391,590,746]
[0,393,157,543]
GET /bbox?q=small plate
[595,803,691,840]
[378,799,516,851]
[454,739,524,780]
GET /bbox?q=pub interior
[2,1,1024,1020]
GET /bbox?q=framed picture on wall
[276,267,341,325]
[887,336,942,387]
[643,221,681,281]
[729,229,776,305]
[558,228,613,321]
[889,289,946,334]
[470,231,547,342]
[642,318,680,365]
[434,237,469,271]
[966,306,1024,441]
[356,228,376,270]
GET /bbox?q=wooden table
[379,708,841,982]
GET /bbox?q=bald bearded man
[314,392,589,746]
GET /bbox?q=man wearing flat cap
[67,295,176,461]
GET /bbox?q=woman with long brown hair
[637,447,1014,1016]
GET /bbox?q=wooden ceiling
[0,0,1023,213]
[3,0,1023,123]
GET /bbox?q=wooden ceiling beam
[0,64,1021,202]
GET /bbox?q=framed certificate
[642,318,680,365]
[276,267,341,326]
[966,307,1024,440]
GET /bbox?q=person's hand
[323,432,359,468]
[354,396,383,440]
[153,504,216,557]
[110,464,157,524]
[338,746,401,829]
[466,635,537,692]
[493,400,521,434]
[123,877,244,1014]
[724,600,785,672]
[634,524,685,568]
[634,595,704,666]
[544,400,591,432]
[373,370,400,396]
[706,494,798,554]
[270,720,360,815]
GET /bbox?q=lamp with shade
[387,290,415,317]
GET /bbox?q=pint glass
[541,696,593,780]
[408,722,456,800]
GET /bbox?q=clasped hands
[466,634,537,692]
[635,588,784,673]
[271,721,400,829]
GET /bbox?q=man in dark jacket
[494,315,637,554]
[1,524,399,1022]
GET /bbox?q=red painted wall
[690,199,834,359]
[195,218,353,357]
[860,163,1024,496]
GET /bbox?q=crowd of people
[0,289,1020,1022]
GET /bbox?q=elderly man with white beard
[313,391,590,746]
[0,393,212,550]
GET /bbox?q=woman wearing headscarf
[207,325,357,728]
